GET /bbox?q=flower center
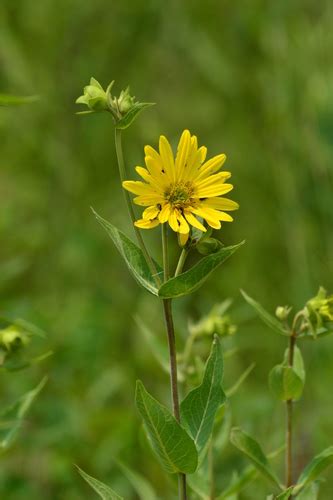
[165,182,194,207]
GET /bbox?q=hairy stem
[114,128,161,286]
[162,225,187,500]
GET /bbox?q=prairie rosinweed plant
[76,78,244,500]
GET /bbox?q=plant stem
[114,128,161,286]
[175,247,189,277]
[161,225,187,500]
[286,330,297,488]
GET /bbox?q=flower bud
[75,78,108,111]
[196,237,223,255]
[275,305,292,321]
[0,326,30,353]
[117,86,136,114]
[305,287,333,332]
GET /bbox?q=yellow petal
[191,206,222,229]
[184,211,207,232]
[134,195,164,206]
[203,197,239,211]
[197,154,227,180]
[175,130,191,179]
[159,135,175,181]
[168,210,179,232]
[196,171,231,189]
[159,203,171,223]
[194,183,234,198]
[142,205,160,220]
[176,211,190,234]
[135,218,160,229]
[122,180,156,196]
[178,232,189,247]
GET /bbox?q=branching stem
[286,327,297,489]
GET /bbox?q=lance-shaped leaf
[115,103,155,130]
[230,428,282,489]
[0,94,39,106]
[116,460,157,500]
[241,290,289,336]
[297,481,320,499]
[135,316,170,375]
[217,467,257,499]
[159,242,244,299]
[181,336,225,453]
[135,381,198,474]
[293,446,333,493]
[274,486,295,499]
[92,209,162,295]
[76,466,123,500]
[0,377,47,450]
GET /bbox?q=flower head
[306,287,333,325]
[122,130,238,242]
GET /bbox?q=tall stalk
[161,224,187,500]
[285,311,302,490]
[114,128,161,286]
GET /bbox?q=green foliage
[294,446,333,493]
[116,460,157,500]
[230,428,281,489]
[76,466,123,499]
[217,467,257,499]
[241,290,289,336]
[92,209,161,295]
[181,335,225,454]
[135,316,169,374]
[0,94,39,106]
[297,482,320,499]
[269,346,305,401]
[115,102,155,130]
[0,378,47,451]
[135,380,198,474]
[159,242,244,298]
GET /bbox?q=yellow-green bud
[197,237,222,255]
[275,305,292,321]
[306,287,333,331]
[0,326,30,352]
[76,78,108,111]
[117,87,136,114]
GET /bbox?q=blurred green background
[1,0,333,498]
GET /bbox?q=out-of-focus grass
[0,1,333,498]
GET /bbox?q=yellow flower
[122,130,238,241]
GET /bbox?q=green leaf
[269,365,304,401]
[76,466,122,499]
[181,336,225,454]
[115,102,155,129]
[230,428,282,488]
[116,460,157,500]
[135,380,198,474]
[0,377,47,451]
[274,486,294,499]
[159,242,244,299]
[0,94,39,106]
[135,316,170,375]
[294,446,333,492]
[241,290,289,336]
[286,346,305,383]
[226,363,255,398]
[297,482,320,499]
[217,467,257,499]
[92,209,161,295]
